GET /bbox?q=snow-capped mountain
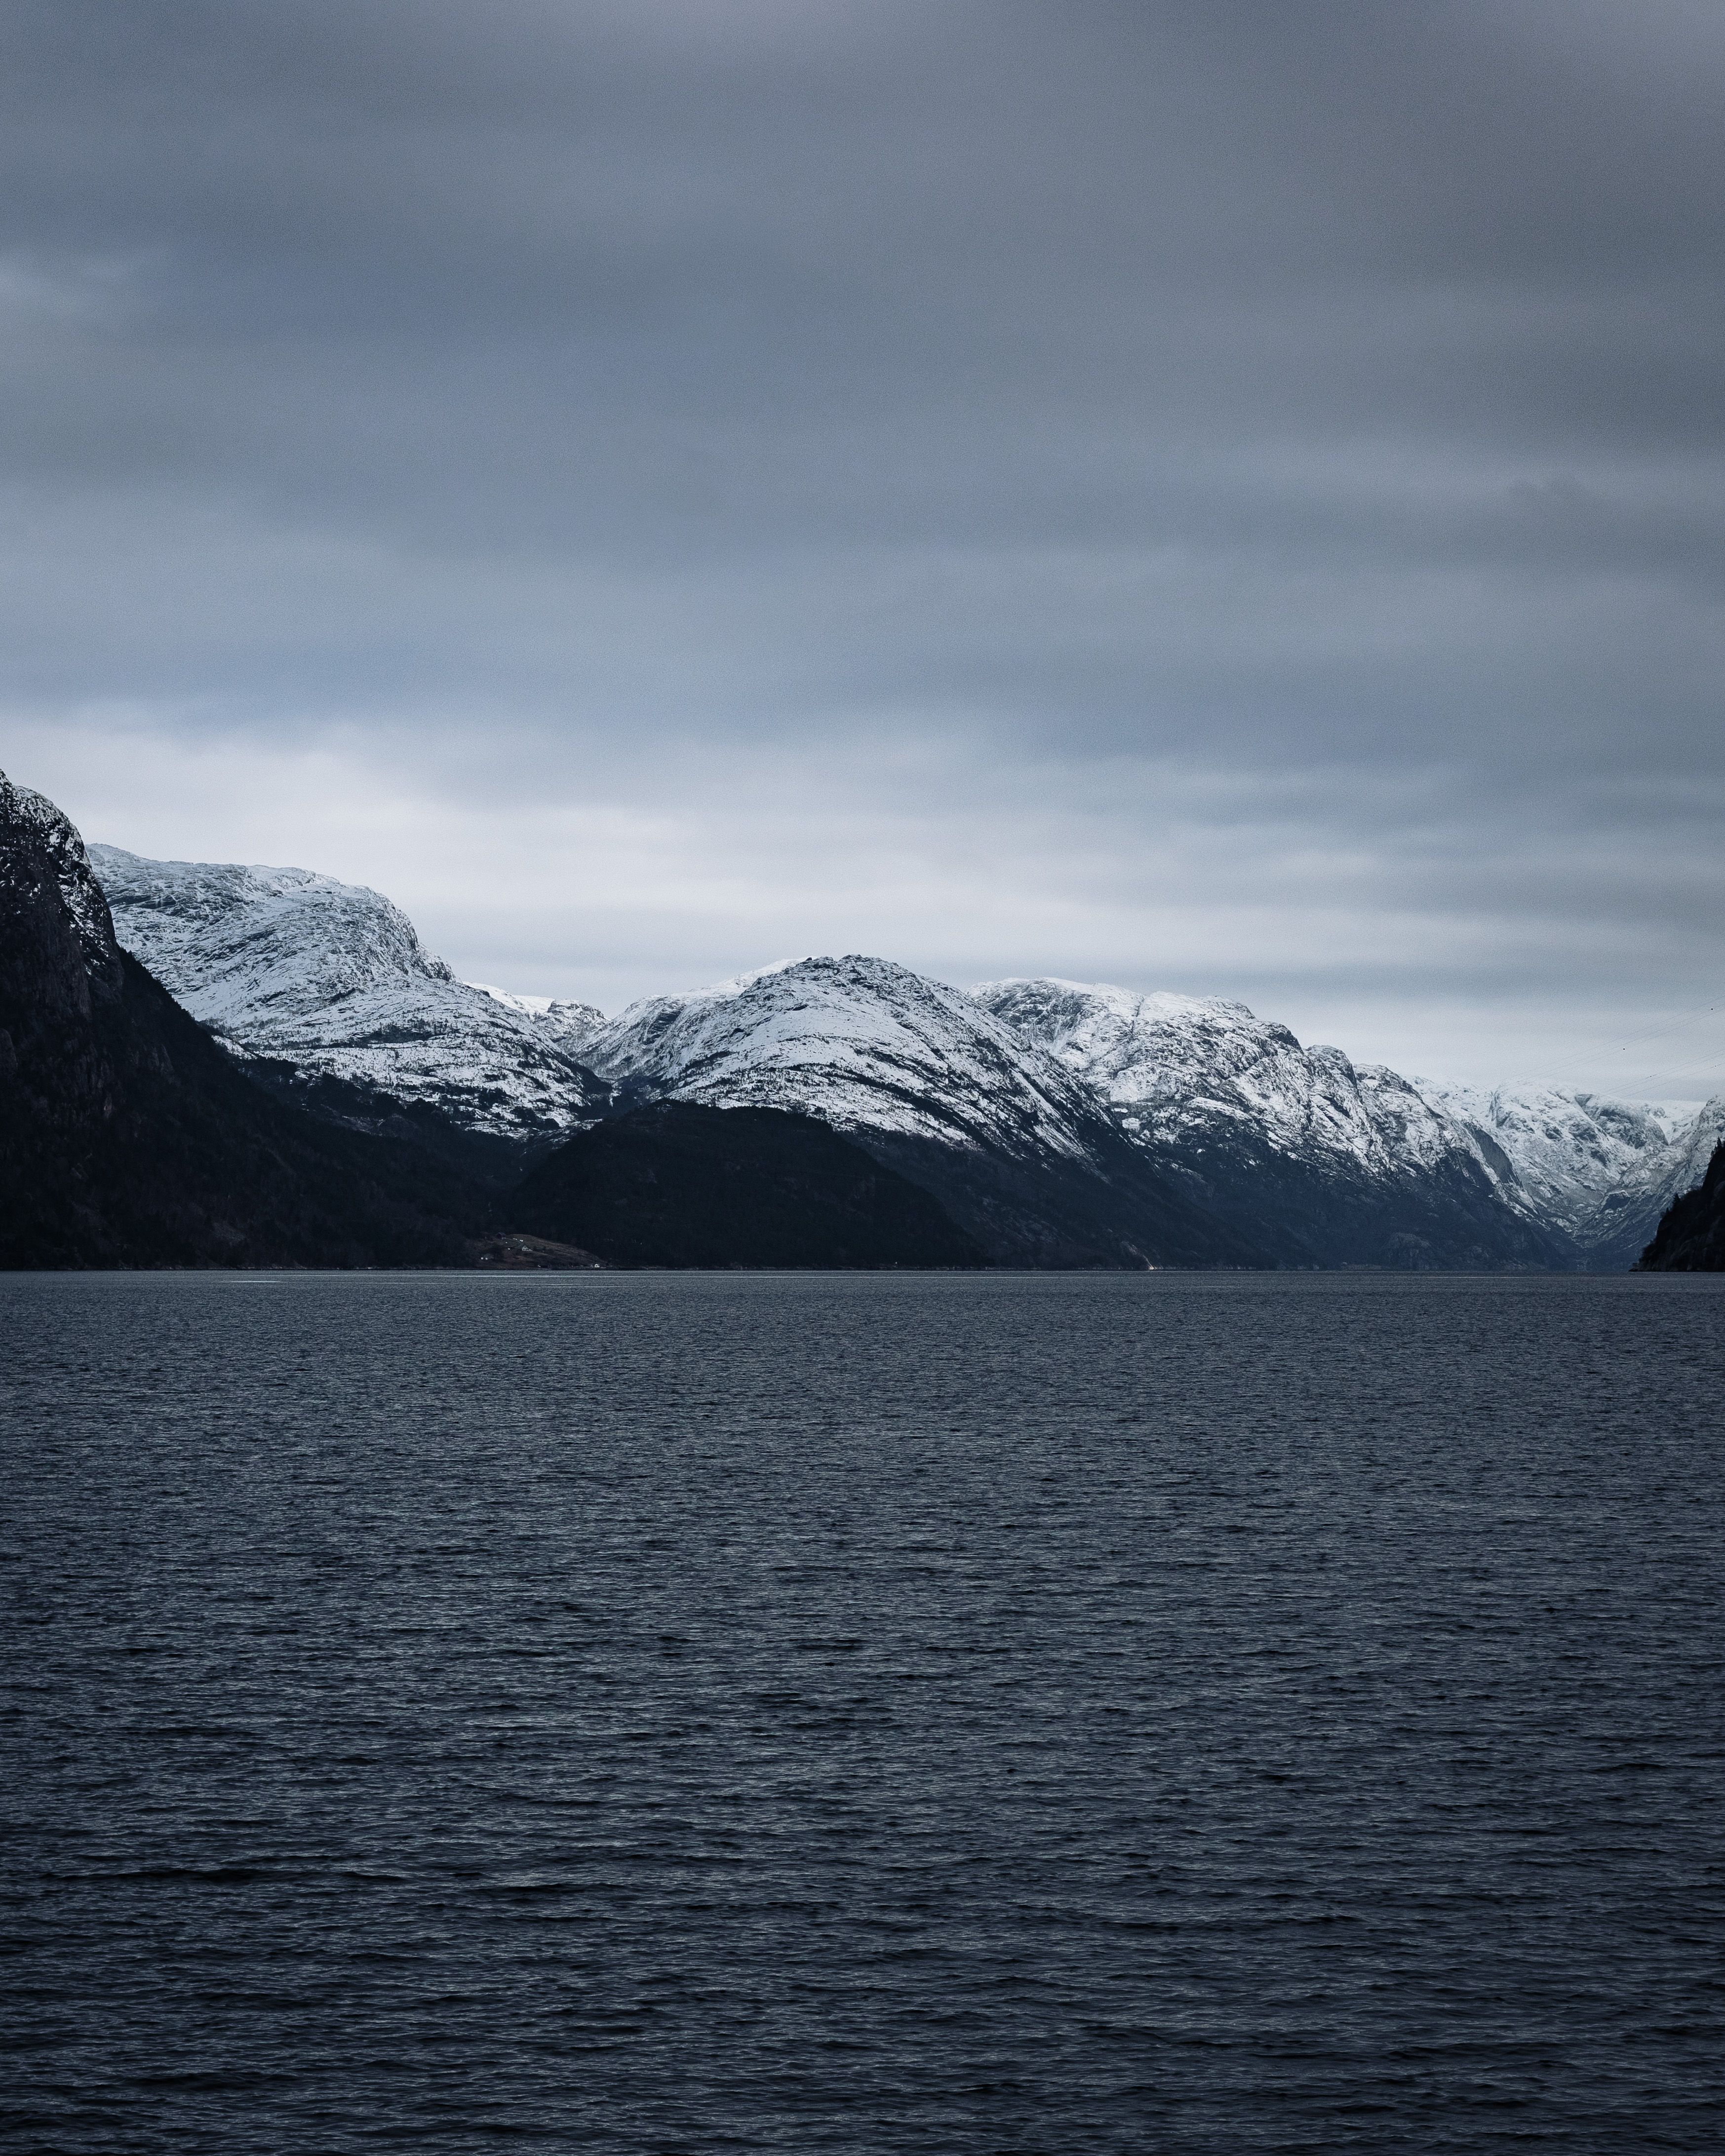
[84,831,1720,1267]
[972,978,1571,1269]
[974,979,1476,1175]
[588,955,1101,1160]
[582,955,1265,1266]
[90,846,607,1165]
[1424,1080,1725,1270]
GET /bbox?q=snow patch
[90,846,605,1144]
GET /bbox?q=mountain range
[85,826,1723,1270]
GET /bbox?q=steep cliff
[0,778,479,1268]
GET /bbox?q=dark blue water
[3,1272,1723,2153]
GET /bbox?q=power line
[1564,999,1723,1078]
[1618,1052,1725,1090]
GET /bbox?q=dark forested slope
[510,1100,987,1268]
[1637,1144,1725,1272]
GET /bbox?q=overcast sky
[4,1,1723,1092]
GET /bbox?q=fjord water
[4,1274,1722,2155]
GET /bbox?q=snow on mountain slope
[974,974,1725,1266]
[467,982,606,1061]
[972,977,1569,1269]
[586,955,1101,1159]
[1424,1079,1725,1264]
[82,830,1717,1268]
[89,846,606,1149]
[972,978,1486,1181]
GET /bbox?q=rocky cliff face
[971,978,1572,1270]
[0,780,479,1267]
[90,846,608,1172]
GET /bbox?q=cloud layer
[5,1,1723,1090]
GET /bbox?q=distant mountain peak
[465,982,607,1059]
[580,953,1268,1266]
[1418,1075,1725,1267]
[976,975,1257,1028]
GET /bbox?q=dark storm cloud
[2,1,1722,1075]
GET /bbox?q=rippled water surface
[4,1271,1724,2153]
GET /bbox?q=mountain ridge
[972,976,1571,1270]
[83,840,1722,1270]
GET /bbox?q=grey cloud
[1,0,1722,1085]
